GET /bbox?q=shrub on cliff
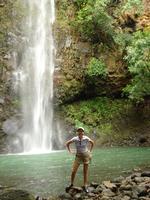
[123,30,150,102]
[86,57,108,78]
[72,0,115,44]
[121,0,143,14]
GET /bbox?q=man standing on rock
[65,127,94,193]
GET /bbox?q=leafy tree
[73,0,115,44]
[73,0,89,9]
[123,30,150,102]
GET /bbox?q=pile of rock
[59,171,150,200]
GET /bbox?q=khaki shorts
[75,152,92,164]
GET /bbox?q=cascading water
[14,0,58,153]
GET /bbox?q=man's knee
[71,170,76,175]
[72,164,79,174]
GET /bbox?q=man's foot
[65,184,73,193]
[83,185,89,193]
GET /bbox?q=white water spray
[14,0,57,153]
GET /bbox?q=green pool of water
[0,147,150,197]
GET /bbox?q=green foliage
[62,97,130,135]
[123,30,150,102]
[72,0,114,44]
[56,0,74,25]
[86,57,108,78]
[122,0,143,14]
[114,32,132,49]
[73,0,88,9]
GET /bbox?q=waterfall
[14,0,57,153]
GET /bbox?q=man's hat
[77,127,85,132]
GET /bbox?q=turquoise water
[0,147,150,197]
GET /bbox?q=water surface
[0,147,149,197]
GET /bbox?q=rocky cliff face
[54,0,150,104]
[53,0,150,146]
[0,0,25,152]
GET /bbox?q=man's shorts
[75,152,92,164]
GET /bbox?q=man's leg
[83,163,89,186]
[71,160,80,185]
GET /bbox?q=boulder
[102,188,116,197]
[0,189,34,200]
[103,181,117,192]
[122,195,130,200]
[120,184,132,191]
[141,171,150,177]
[90,182,99,188]
[2,117,21,135]
[59,193,72,200]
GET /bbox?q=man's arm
[89,139,94,152]
[65,140,74,153]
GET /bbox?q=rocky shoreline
[0,170,149,200]
[59,170,150,200]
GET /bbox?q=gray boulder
[0,189,34,200]
[2,117,21,135]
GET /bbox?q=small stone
[94,185,103,193]
[122,195,130,200]
[113,176,124,183]
[90,182,99,188]
[0,3,5,7]
[0,98,5,104]
[87,186,95,193]
[123,190,132,197]
[134,177,145,183]
[112,196,123,200]
[72,187,83,193]
[133,168,141,172]
[103,181,117,192]
[100,196,110,200]
[138,188,148,197]
[131,173,141,179]
[74,193,82,199]
[102,188,116,197]
[87,193,96,197]
[120,184,132,191]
